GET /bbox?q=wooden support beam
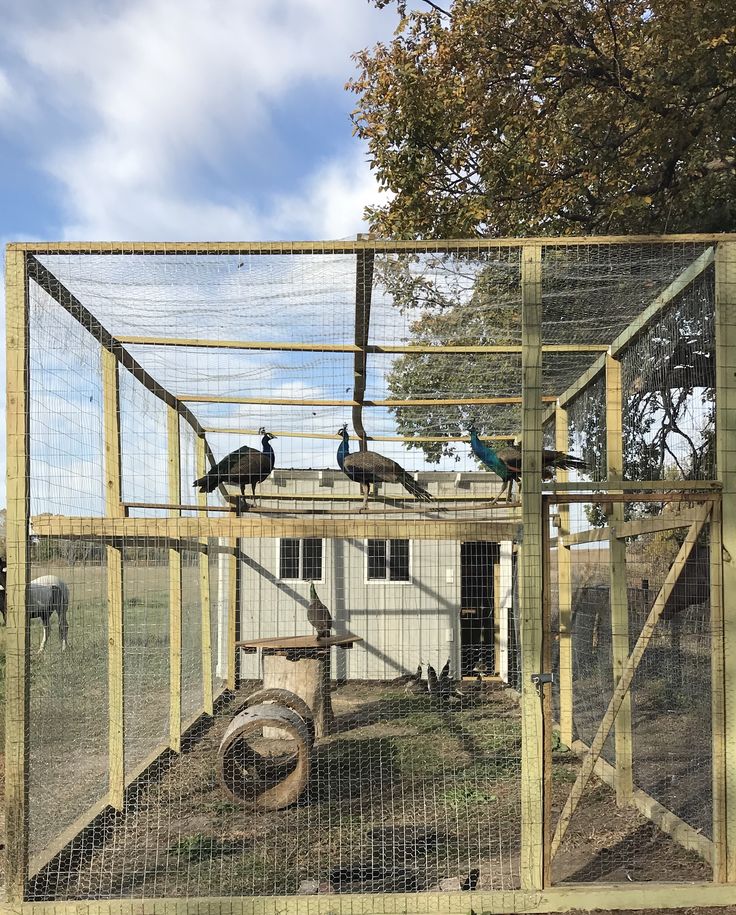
[555,405,573,747]
[519,244,545,891]
[710,499,727,881]
[168,408,182,753]
[177,394,556,406]
[354,243,373,451]
[31,514,522,544]
[102,349,125,810]
[196,437,214,716]
[116,334,609,355]
[202,428,516,442]
[560,513,705,546]
[227,546,239,691]
[551,504,711,857]
[5,245,30,903]
[606,355,632,805]
[715,239,736,880]
[544,479,721,492]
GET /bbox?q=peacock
[193,427,276,512]
[307,581,333,640]
[468,422,587,503]
[336,424,433,510]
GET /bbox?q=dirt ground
[12,680,720,909]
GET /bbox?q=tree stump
[262,649,335,738]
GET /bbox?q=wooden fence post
[606,354,633,804]
[5,245,30,903]
[196,436,214,716]
[715,240,736,881]
[555,404,573,747]
[227,545,239,691]
[519,244,545,890]
[168,407,182,752]
[710,499,727,881]
[102,349,125,809]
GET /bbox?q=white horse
[0,572,69,653]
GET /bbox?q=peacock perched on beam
[467,422,587,503]
[193,427,276,512]
[336,424,433,511]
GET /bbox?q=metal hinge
[531,671,555,698]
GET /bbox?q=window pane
[367,539,387,580]
[389,539,410,581]
[302,538,323,581]
[279,539,300,579]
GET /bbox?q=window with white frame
[367,538,410,581]
[279,538,323,580]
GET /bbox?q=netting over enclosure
[4,237,735,914]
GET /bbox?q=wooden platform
[236,633,362,654]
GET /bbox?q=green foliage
[168,834,239,862]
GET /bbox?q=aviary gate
[4,236,736,913]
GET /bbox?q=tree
[349,0,736,238]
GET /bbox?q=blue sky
[0,0,405,507]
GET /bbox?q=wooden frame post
[102,349,125,809]
[715,240,736,880]
[606,354,633,804]
[710,499,727,881]
[196,436,214,716]
[167,407,182,752]
[519,244,545,890]
[555,404,573,747]
[353,241,374,451]
[227,546,239,691]
[5,245,30,903]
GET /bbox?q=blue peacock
[337,424,433,510]
[467,422,587,503]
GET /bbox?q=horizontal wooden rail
[116,335,609,355]
[31,514,522,542]
[126,492,516,509]
[543,479,720,492]
[559,513,706,545]
[178,394,555,406]
[11,233,734,256]
[201,428,516,442]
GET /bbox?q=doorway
[460,541,499,677]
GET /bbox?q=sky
[0,0,408,508]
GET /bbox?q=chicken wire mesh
[3,238,729,905]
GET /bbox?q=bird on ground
[336,424,433,511]
[193,428,276,512]
[467,423,587,503]
[426,663,440,698]
[438,658,451,685]
[307,582,333,640]
[404,665,427,695]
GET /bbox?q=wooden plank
[710,499,727,881]
[560,513,703,546]
[237,633,362,651]
[13,232,736,256]
[5,245,30,903]
[555,406,573,747]
[569,740,713,864]
[177,394,557,406]
[196,437,214,716]
[227,546,238,691]
[116,335,609,354]
[203,428,516,442]
[715,239,736,881]
[102,349,125,811]
[541,501,553,886]
[519,244,544,891]
[31,515,523,542]
[545,246,716,418]
[606,355,632,805]
[551,504,711,857]
[545,478,721,492]
[353,245,374,450]
[13,884,736,915]
[168,407,182,753]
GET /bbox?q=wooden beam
[31,514,523,543]
[353,245,374,450]
[196,437,214,716]
[710,499,727,881]
[519,244,545,891]
[202,428,516,442]
[102,349,125,810]
[167,408,182,753]
[544,479,721,492]
[715,239,736,880]
[560,513,704,546]
[544,246,716,420]
[177,394,556,406]
[5,245,30,903]
[227,546,238,691]
[116,335,609,355]
[12,233,736,256]
[555,405,573,747]
[551,504,711,857]
[606,355,632,805]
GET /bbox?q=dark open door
[460,541,499,677]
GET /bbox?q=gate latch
[531,671,555,698]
